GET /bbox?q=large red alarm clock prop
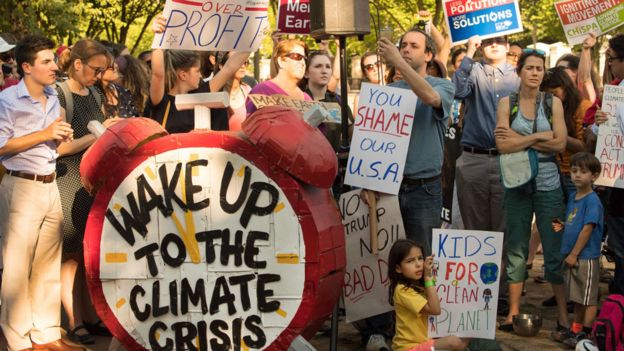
[80,107,345,351]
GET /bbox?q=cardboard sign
[344,83,417,195]
[555,0,624,46]
[339,189,405,322]
[595,84,624,188]
[152,0,270,51]
[443,0,524,45]
[248,94,340,122]
[441,123,462,223]
[430,229,503,339]
[277,0,310,34]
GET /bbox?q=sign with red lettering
[554,0,624,46]
[277,0,310,34]
[152,0,270,51]
[339,189,405,322]
[430,229,503,339]
[595,84,624,188]
[345,83,417,194]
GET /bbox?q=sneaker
[563,331,589,348]
[535,266,547,284]
[366,334,390,351]
[551,322,574,343]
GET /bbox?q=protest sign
[430,229,503,339]
[248,94,341,126]
[441,123,462,223]
[152,0,270,51]
[277,0,310,34]
[443,0,523,45]
[595,84,624,188]
[555,0,624,46]
[82,122,346,350]
[344,83,417,195]
[339,189,405,322]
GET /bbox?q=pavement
[0,254,614,351]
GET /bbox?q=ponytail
[163,49,200,93]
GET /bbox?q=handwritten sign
[339,189,405,322]
[344,83,417,195]
[152,0,270,51]
[595,84,624,188]
[277,0,310,34]
[248,94,340,120]
[555,0,624,46]
[93,147,306,349]
[443,0,523,45]
[430,229,503,339]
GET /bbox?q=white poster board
[340,189,405,322]
[595,84,624,188]
[429,229,503,339]
[152,0,270,51]
[344,83,417,195]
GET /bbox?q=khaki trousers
[0,175,63,350]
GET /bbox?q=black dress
[56,87,106,254]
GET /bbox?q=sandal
[68,325,96,345]
[84,319,112,337]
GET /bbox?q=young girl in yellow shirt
[388,239,470,351]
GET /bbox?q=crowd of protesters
[0,8,623,351]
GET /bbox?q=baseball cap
[0,36,15,53]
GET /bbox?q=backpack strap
[88,86,103,107]
[542,91,553,126]
[57,81,74,124]
[508,92,519,126]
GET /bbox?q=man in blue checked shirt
[0,35,83,351]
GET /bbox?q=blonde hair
[271,39,307,73]
[57,39,109,78]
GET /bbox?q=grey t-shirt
[389,77,455,178]
[510,103,560,191]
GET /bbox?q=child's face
[395,246,424,281]
[570,165,598,189]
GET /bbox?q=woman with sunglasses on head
[495,49,569,334]
[246,39,311,116]
[541,66,592,195]
[148,15,251,132]
[217,52,251,131]
[56,38,122,344]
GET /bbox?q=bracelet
[424,279,435,288]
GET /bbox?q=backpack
[56,80,102,123]
[592,294,624,351]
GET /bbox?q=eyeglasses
[242,60,250,67]
[364,62,380,72]
[523,48,546,56]
[106,65,118,72]
[283,52,307,62]
[482,37,507,47]
[507,52,519,58]
[86,63,106,76]
[607,56,623,64]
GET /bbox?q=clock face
[85,136,310,351]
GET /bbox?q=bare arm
[532,96,567,153]
[578,34,597,103]
[327,40,341,92]
[564,223,595,267]
[378,38,441,107]
[209,51,252,92]
[495,96,552,153]
[420,255,441,315]
[57,134,96,156]
[429,20,451,66]
[150,15,168,106]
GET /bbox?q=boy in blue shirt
[552,152,603,347]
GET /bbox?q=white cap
[0,37,15,53]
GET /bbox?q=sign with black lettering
[152,0,270,51]
[339,190,405,322]
[83,119,345,351]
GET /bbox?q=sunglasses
[364,62,380,72]
[482,38,507,47]
[523,48,546,56]
[86,63,107,76]
[283,52,307,62]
